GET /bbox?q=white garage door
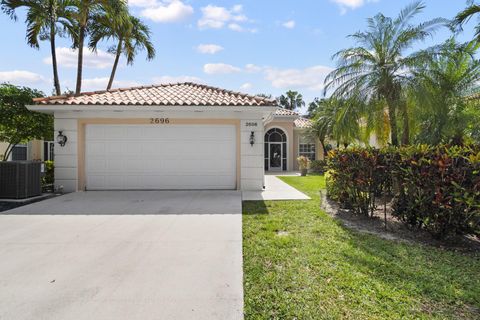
[85,124,236,190]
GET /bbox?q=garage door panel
[85,124,236,190]
[87,142,107,155]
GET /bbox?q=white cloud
[240,82,252,90]
[282,20,296,29]
[139,0,193,23]
[152,75,203,84]
[0,70,49,85]
[44,47,114,69]
[228,23,243,32]
[264,65,334,91]
[245,64,262,73]
[128,0,157,7]
[197,44,224,54]
[203,63,241,74]
[331,0,379,13]
[81,77,141,91]
[198,4,254,32]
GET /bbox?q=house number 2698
[150,118,170,124]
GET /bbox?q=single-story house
[0,140,54,162]
[29,82,322,192]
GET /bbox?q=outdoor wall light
[56,131,67,147]
[250,131,255,146]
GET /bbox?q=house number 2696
[150,118,170,124]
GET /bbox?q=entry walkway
[242,175,310,201]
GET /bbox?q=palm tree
[308,97,363,152]
[411,38,480,144]
[278,90,305,110]
[89,14,155,90]
[73,0,128,94]
[454,1,480,41]
[1,0,76,95]
[324,1,447,146]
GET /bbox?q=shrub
[326,147,392,217]
[297,156,311,170]
[392,145,480,238]
[310,160,327,174]
[42,160,54,186]
[326,145,480,238]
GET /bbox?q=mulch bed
[320,192,480,254]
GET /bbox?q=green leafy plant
[310,160,327,174]
[0,84,53,161]
[392,144,480,238]
[42,160,54,185]
[326,145,480,238]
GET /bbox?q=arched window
[265,128,287,171]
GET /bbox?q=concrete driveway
[0,191,243,320]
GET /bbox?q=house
[0,140,54,162]
[28,82,322,192]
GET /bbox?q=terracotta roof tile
[33,82,277,107]
[274,108,299,116]
[294,117,312,129]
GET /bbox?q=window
[11,144,27,161]
[299,136,316,161]
[44,141,55,161]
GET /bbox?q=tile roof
[33,82,277,107]
[272,108,311,128]
[274,108,299,116]
[294,117,312,129]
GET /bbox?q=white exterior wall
[240,119,264,190]
[54,114,78,192]
[52,110,270,192]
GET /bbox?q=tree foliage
[411,38,480,145]
[277,90,305,110]
[0,84,53,160]
[324,1,447,146]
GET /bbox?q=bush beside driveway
[242,176,480,319]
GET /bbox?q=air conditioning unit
[0,161,42,199]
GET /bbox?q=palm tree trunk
[50,22,61,96]
[400,101,409,145]
[75,25,86,95]
[386,101,399,147]
[107,39,122,90]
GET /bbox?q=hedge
[326,145,480,239]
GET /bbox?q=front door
[269,143,282,171]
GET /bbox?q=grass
[242,176,480,319]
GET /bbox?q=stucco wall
[53,111,266,192]
[240,118,264,190]
[28,140,43,160]
[54,115,78,192]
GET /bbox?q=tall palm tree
[73,0,128,94]
[278,90,305,110]
[411,38,480,144]
[1,0,76,95]
[89,14,155,90]
[324,1,447,146]
[454,1,480,41]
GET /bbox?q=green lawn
[243,176,480,319]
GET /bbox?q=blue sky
[0,0,476,112]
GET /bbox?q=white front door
[85,124,236,190]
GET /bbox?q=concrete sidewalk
[242,175,310,201]
[0,191,243,320]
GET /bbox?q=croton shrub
[326,145,480,238]
[326,147,392,217]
